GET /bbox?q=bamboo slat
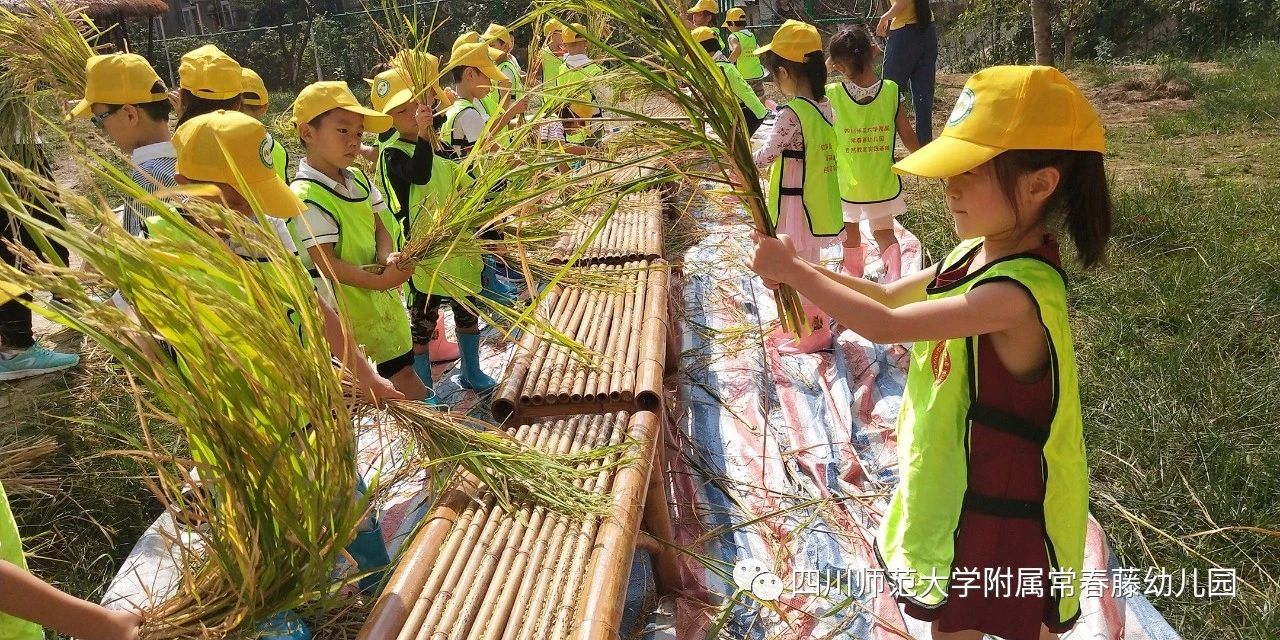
[548,192,664,266]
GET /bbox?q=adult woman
[877,0,938,144]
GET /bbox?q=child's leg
[841,203,865,278]
[871,216,902,283]
[384,355,428,401]
[409,293,445,404]
[772,245,833,354]
[1040,625,1060,640]
[453,297,497,392]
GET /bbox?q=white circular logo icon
[259,135,274,169]
[376,78,391,97]
[733,558,782,601]
[947,87,976,127]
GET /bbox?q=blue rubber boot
[257,610,312,639]
[345,524,391,595]
[412,352,441,407]
[457,332,497,393]
[481,255,519,305]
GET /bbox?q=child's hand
[104,608,142,640]
[377,263,414,289]
[415,104,434,131]
[357,370,405,406]
[749,231,805,286]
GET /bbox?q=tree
[1030,0,1054,65]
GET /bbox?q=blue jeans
[883,23,939,144]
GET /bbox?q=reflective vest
[716,60,766,120]
[732,29,766,80]
[271,137,289,181]
[441,97,484,157]
[827,79,903,204]
[876,238,1088,626]
[0,482,42,640]
[558,61,605,145]
[375,135,482,298]
[766,98,841,237]
[289,169,413,364]
[540,47,564,88]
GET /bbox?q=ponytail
[993,150,1112,268]
[829,25,874,77]
[761,50,828,100]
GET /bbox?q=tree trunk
[1030,0,1055,66]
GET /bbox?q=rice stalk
[0,435,60,497]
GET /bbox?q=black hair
[828,25,874,77]
[452,66,468,84]
[298,108,337,149]
[914,0,933,26]
[761,50,828,100]
[176,88,243,125]
[992,150,1112,268]
[104,81,172,122]
[699,37,720,56]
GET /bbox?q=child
[288,82,429,401]
[749,66,1108,640]
[685,0,724,51]
[826,25,920,281]
[174,44,243,126]
[690,26,767,136]
[722,7,767,101]
[535,19,566,90]
[369,65,497,400]
[0,322,140,640]
[482,23,527,116]
[557,24,607,146]
[239,67,290,181]
[72,53,175,238]
[750,19,843,354]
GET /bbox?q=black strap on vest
[778,187,804,196]
[967,403,1050,447]
[963,491,1044,520]
[780,149,804,159]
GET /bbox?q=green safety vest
[0,481,42,640]
[540,47,564,88]
[712,26,729,53]
[827,79,903,204]
[375,135,482,298]
[732,30,766,80]
[558,61,604,145]
[716,60,766,120]
[442,97,483,155]
[289,169,412,364]
[876,238,1088,626]
[483,58,522,149]
[766,98,842,237]
[271,137,289,182]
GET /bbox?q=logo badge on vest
[259,135,275,169]
[375,78,390,97]
[930,340,951,386]
[947,87,976,127]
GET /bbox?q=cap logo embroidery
[947,87,976,127]
[376,78,391,97]
[259,135,275,169]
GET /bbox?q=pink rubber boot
[773,305,833,355]
[428,323,460,363]
[880,243,902,284]
[842,245,866,278]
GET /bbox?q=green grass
[1152,42,1280,136]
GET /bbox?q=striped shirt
[126,141,178,237]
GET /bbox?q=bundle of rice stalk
[0,0,100,99]
[523,0,810,336]
[0,435,60,497]
[0,138,623,635]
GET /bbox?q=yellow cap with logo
[179,44,243,100]
[561,23,589,44]
[172,110,304,218]
[690,26,718,44]
[291,81,392,133]
[240,68,269,107]
[453,30,481,52]
[542,18,565,37]
[724,7,747,24]
[0,281,26,306]
[447,42,506,81]
[483,23,513,48]
[688,0,717,14]
[70,53,167,118]
[893,65,1106,179]
[387,50,451,109]
[753,19,821,62]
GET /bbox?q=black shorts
[376,349,415,378]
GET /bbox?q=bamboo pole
[569,269,618,403]
[393,493,490,640]
[619,260,651,402]
[607,262,640,402]
[589,269,631,402]
[532,284,598,404]
[635,261,670,413]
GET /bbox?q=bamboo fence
[357,411,663,640]
[491,259,669,421]
[549,191,664,266]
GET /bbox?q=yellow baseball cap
[754,19,821,62]
[724,7,747,23]
[388,49,451,109]
[561,23,589,44]
[70,53,167,119]
[240,68,269,107]
[688,0,717,14]
[453,30,481,52]
[447,42,506,82]
[690,26,718,44]
[483,23,513,48]
[0,281,26,306]
[291,81,392,133]
[542,18,565,37]
[172,110,304,219]
[179,44,243,100]
[893,65,1106,179]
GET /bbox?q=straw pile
[358,411,661,640]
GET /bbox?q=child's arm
[0,560,140,640]
[751,232,1038,344]
[316,297,403,403]
[808,262,934,308]
[728,33,742,63]
[895,101,921,153]
[373,212,395,267]
[307,244,411,290]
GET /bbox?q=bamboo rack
[549,191,665,266]
[357,411,663,640]
[491,259,669,422]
